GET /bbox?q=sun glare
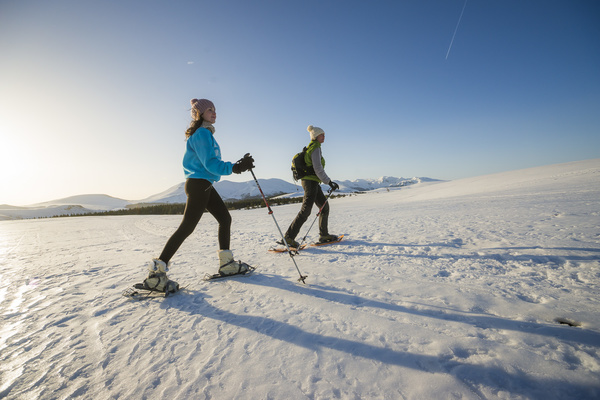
[0,122,35,205]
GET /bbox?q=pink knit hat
[190,99,215,119]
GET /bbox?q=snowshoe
[205,262,256,281]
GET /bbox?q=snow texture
[1,159,599,399]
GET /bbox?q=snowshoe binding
[276,236,300,249]
[215,250,250,276]
[317,234,339,244]
[123,259,180,298]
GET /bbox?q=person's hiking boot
[284,236,300,249]
[318,234,339,243]
[217,250,250,276]
[144,259,178,293]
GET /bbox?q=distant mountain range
[0,176,439,220]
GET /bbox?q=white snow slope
[1,159,599,399]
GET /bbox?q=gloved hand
[232,153,254,174]
[328,181,339,191]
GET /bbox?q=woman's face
[202,107,217,124]
[317,134,325,143]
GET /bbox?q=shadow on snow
[164,272,600,398]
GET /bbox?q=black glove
[232,153,254,174]
[328,181,339,191]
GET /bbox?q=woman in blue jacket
[143,98,254,293]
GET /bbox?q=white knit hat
[307,125,325,140]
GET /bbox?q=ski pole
[249,169,308,284]
[296,188,334,251]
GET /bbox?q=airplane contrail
[446,0,468,60]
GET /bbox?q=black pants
[159,179,231,263]
[285,179,329,240]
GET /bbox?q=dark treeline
[54,194,349,218]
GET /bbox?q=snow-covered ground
[1,159,599,399]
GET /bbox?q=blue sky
[1,0,598,205]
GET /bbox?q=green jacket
[303,140,328,183]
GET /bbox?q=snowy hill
[0,194,131,220]
[130,183,188,204]
[32,194,131,211]
[0,159,598,399]
[136,178,300,205]
[0,176,432,220]
[337,176,438,192]
[131,177,433,204]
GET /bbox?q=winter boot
[278,236,300,249]
[217,250,250,276]
[143,259,179,293]
[286,236,300,248]
[318,234,338,243]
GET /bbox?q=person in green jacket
[283,125,339,248]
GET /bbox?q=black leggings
[159,179,231,263]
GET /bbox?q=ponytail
[185,118,203,139]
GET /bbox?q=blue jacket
[183,128,233,182]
